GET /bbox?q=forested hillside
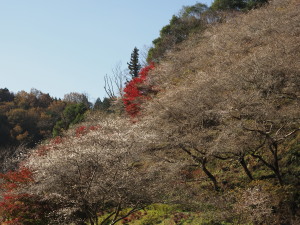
[0,0,299,224]
[0,89,110,173]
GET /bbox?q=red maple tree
[123,63,155,117]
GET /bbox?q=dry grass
[151,0,300,91]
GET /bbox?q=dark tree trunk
[202,157,220,191]
[251,148,283,186]
[271,143,283,185]
[179,145,220,191]
[239,156,254,180]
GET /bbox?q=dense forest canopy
[0,88,112,173]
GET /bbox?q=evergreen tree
[211,0,246,10]
[101,97,111,111]
[93,97,111,112]
[52,103,87,136]
[0,88,14,102]
[127,47,141,79]
[93,98,102,110]
[211,0,268,11]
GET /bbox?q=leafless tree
[234,185,274,224]
[140,0,300,189]
[0,145,28,173]
[104,62,128,98]
[139,45,151,66]
[63,92,91,108]
[25,116,179,224]
[141,76,229,191]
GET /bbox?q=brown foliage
[139,0,299,222]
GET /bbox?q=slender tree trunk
[251,151,283,185]
[179,145,220,191]
[109,202,122,225]
[89,215,98,225]
[202,157,220,191]
[271,144,283,185]
[273,150,283,185]
[239,157,253,180]
[274,169,283,185]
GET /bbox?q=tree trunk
[271,144,283,185]
[179,145,220,191]
[239,157,254,180]
[202,157,220,191]
[251,152,283,185]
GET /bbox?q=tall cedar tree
[127,47,141,79]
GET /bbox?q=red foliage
[121,211,146,224]
[89,125,100,131]
[0,168,50,224]
[36,125,101,158]
[51,136,64,145]
[123,63,155,117]
[76,126,87,137]
[0,122,103,223]
[0,168,31,223]
[36,145,51,156]
[0,167,33,191]
[36,136,64,156]
[172,212,189,223]
[75,125,101,137]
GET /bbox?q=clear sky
[0,0,212,102]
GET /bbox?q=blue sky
[0,0,212,102]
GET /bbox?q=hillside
[140,0,300,223]
[0,0,299,224]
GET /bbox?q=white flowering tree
[25,116,177,224]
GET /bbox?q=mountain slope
[1,0,299,224]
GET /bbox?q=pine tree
[93,97,111,112]
[93,98,102,110]
[127,47,141,79]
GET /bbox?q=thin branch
[104,74,116,98]
[242,125,266,136]
[111,204,144,225]
[152,151,177,163]
[100,211,116,225]
[213,154,232,160]
[192,146,206,155]
[83,166,98,199]
[275,125,285,136]
[277,127,300,143]
[179,144,203,164]
[251,153,275,171]
[111,200,122,224]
